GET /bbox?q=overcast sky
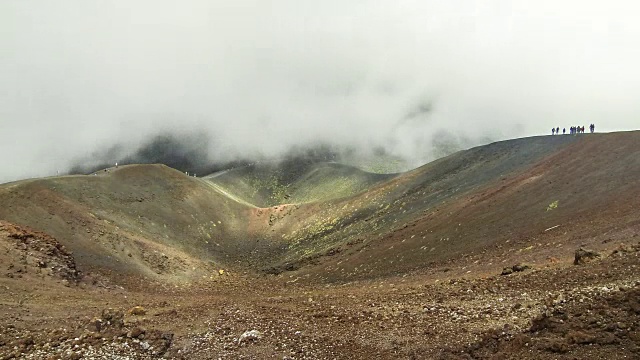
[2,1,640,183]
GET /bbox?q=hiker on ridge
[552,128,555,135]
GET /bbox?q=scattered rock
[501,263,530,275]
[552,293,565,306]
[238,330,262,345]
[129,306,146,316]
[574,248,601,265]
[566,330,595,344]
[0,221,81,281]
[512,263,530,272]
[611,243,640,256]
[127,326,146,339]
[501,267,513,276]
[545,339,569,353]
[86,317,103,332]
[101,308,124,328]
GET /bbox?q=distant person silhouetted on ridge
[563,128,566,134]
[556,127,559,134]
[552,128,555,135]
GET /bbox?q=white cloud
[1,0,639,182]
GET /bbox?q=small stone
[127,326,146,339]
[501,267,513,276]
[512,263,530,272]
[238,330,262,345]
[574,247,601,265]
[129,306,146,316]
[101,309,125,328]
[86,317,103,332]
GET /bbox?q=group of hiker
[551,124,595,135]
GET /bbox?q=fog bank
[2,1,639,182]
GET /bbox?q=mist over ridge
[66,125,492,177]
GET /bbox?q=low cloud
[2,1,639,182]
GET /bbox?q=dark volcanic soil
[1,132,640,359]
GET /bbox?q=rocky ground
[1,221,638,359]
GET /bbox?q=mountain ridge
[1,132,637,282]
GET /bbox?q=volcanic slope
[223,131,640,281]
[204,160,396,207]
[1,132,639,281]
[0,164,270,282]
